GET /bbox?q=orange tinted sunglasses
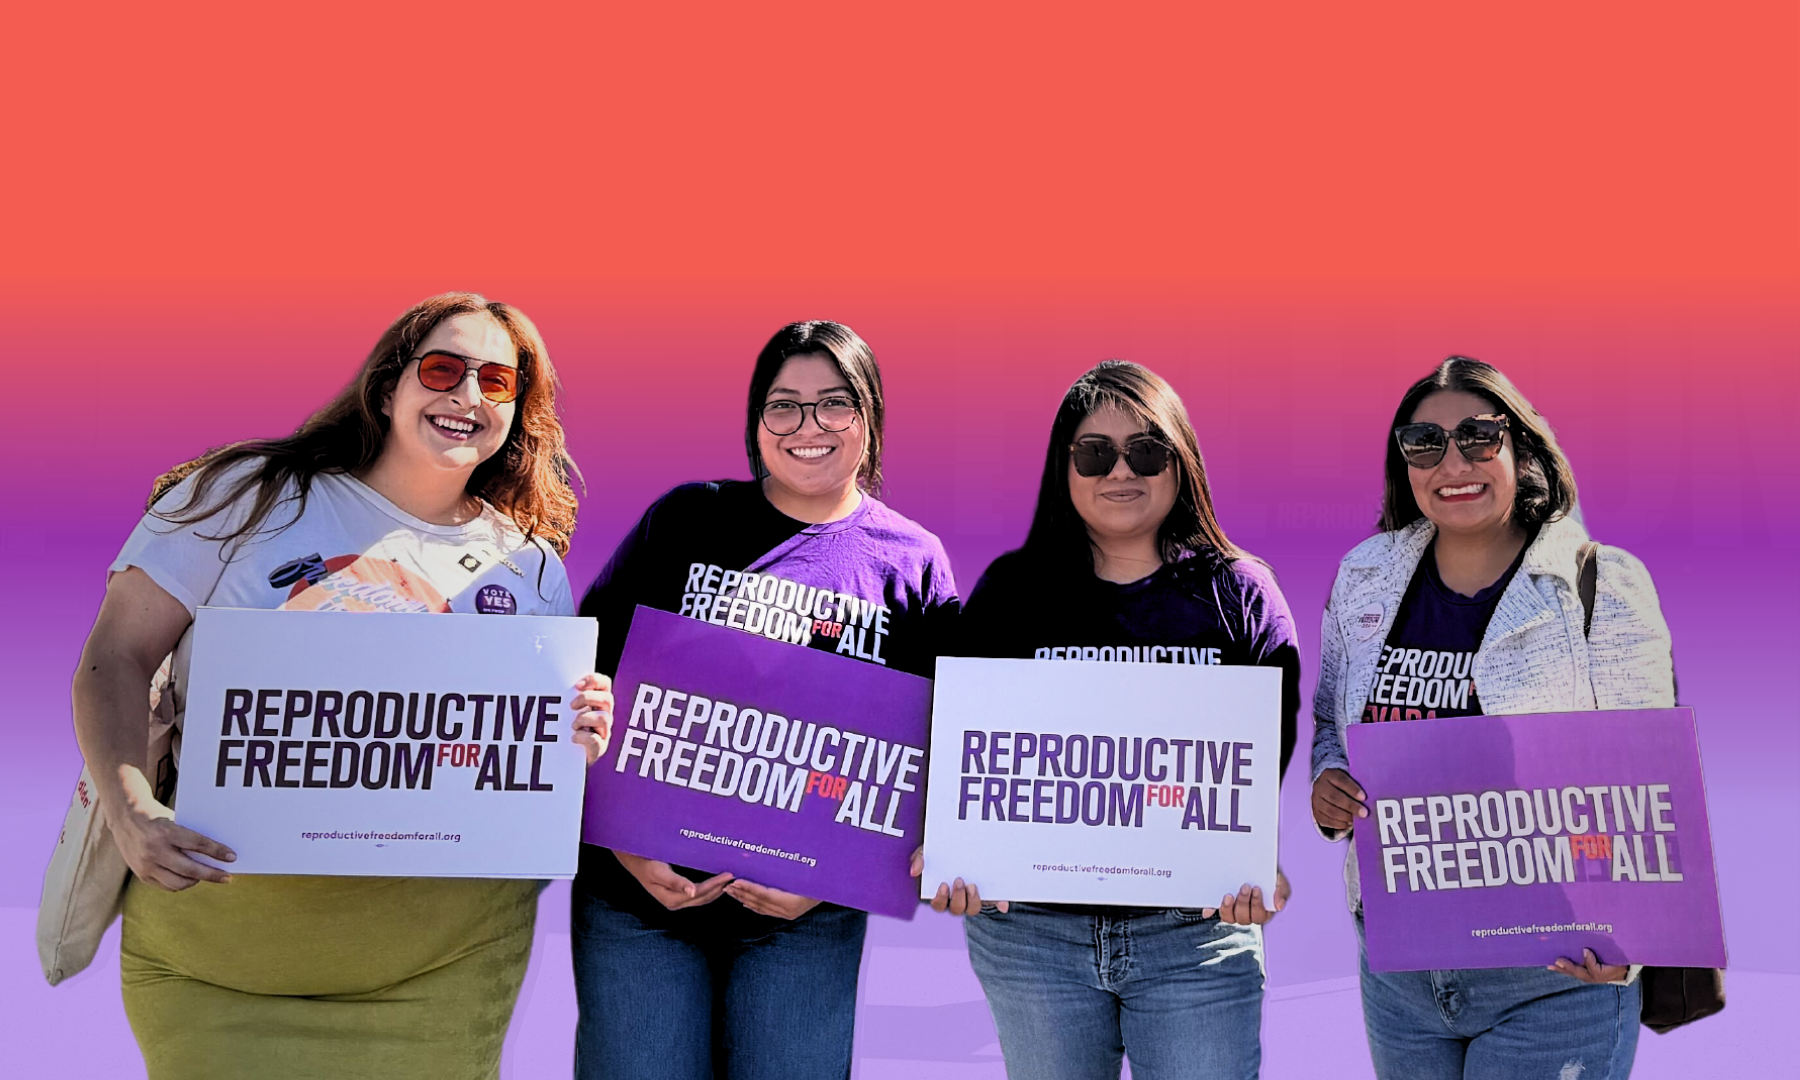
[412,352,520,404]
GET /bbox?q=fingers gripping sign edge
[569,673,615,764]
[147,819,236,890]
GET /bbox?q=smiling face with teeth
[756,352,867,522]
[379,312,518,479]
[1406,389,1519,540]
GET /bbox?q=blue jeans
[571,881,867,1080]
[964,904,1264,1080]
[1356,916,1640,1080]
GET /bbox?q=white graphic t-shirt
[111,462,574,750]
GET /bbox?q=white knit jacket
[1309,513,1676,913]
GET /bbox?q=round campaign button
[475,584,517,614]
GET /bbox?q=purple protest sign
[1348,708,1725,972]
[582,605,933,919]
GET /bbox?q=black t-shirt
[958,548,1303,914]
[576,480,958,929]
[582,481,801,675]
[960,549,1302,775]
[1362,535,1531,723]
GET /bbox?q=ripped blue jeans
[964,904,1264,1080]
[1356,914,1640,1080]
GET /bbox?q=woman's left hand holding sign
[909,847,1008,915]
[569,673,614,766]
[1213,867,1291,926]
[1550,949,1631,985]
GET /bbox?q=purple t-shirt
[577,480,958,926]
[579,480,957,679]
[1362,535,1530,723]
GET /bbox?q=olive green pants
[121,874,539,1080]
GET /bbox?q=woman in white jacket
[1310,356,1674,1080]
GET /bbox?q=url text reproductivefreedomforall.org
[679,827,818,867]
[1033,863,1174,878]
[1471,921,1613,938]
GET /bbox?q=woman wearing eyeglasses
[72,293,613,1079]
[570,320,957,1080]
[917,360,1300,1080]
[1310,356,1674,1079]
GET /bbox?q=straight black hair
[1020,360,1247,574]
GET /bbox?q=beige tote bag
[36,657,179,985]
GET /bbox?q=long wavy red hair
[149,292,582,555]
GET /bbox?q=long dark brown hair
[1379,356,1577,533]
[743,321,885,494]
[148,292,581,555]
[1020,360,1247,573]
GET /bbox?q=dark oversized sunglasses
[411,351,520,404]
[1069,436,1174,478]
[1393,414,1509,469]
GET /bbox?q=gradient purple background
[6,291,1794,1075]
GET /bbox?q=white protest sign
[175,607,597,877]
[921,657,1281,906]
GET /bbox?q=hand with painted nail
[1311,768,1369,832]
[910,847,1008,916]
[1550,948,1629,984]
[1214,868,1290,926]
[613,849,732,910]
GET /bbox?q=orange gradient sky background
[6,2,1795,298]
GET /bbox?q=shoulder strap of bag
[1577,541,1718,1032]
[745,501,854,576]
[744,528,826,576]
[1577,541,1600,638]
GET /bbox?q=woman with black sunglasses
[70,293,612,1079]
[570,320,957,1080]
[915,360,1300,1080]
[1310,356,1675,1079]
